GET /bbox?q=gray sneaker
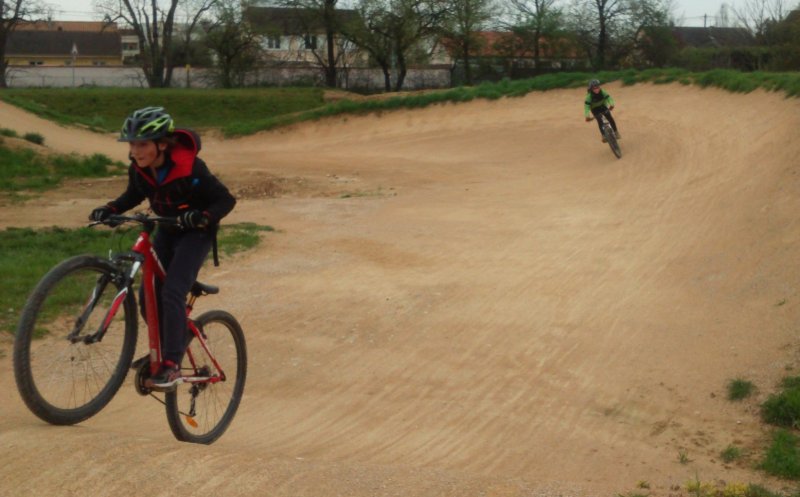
[145,361,182,391]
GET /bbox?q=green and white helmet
[119,106,175,142]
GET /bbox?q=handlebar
[90,213,179,229]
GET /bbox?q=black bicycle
[593,111,622,159]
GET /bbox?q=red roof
[442,31,580,59]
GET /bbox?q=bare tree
[732,0,793,39]
[1,0,47,88]
[98,0,215,87]
[504,0,564,70]
[175,0,217,65]
[344,0,446,91]
[341,0,394,90]
[205,0,261,87]
[275,0,349,87]
[439,0,495,85]
[567,0,627,68]
[625,0,676,67]
[386,0,449,90]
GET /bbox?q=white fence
[4,66,452,90]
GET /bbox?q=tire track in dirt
[2,84,800,496]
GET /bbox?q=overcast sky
[42,0,796,27]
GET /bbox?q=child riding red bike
[89,106,236,390]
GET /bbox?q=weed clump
[761,377,800,427]
[728,378,755,401]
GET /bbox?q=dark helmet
[119,106,174,142]
[588,79,601,90]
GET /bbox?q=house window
[303,34,317,50]
[265,35,281,49]
[92,61,106,66]
[29,61,44,66]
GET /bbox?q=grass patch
[728,378,756,401]
[0,87,326,133]
[0,226,130,333]
[760,430,800,479]
[217,222,274,255]
[721,445,743,463]
[23,132,44,145]
[1,128,18,138]
[0,143,124,192]
[0,222,272,334]
[762,377,800,428]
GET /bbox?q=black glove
[178,210,209,229]
[89,205,113,222]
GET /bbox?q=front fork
[69,260,141,345]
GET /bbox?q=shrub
[762,383,800,427]
[23,132,45,145]
[760,430,800,479]
[728,378,755,401]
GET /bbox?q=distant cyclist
[584,79,620,143]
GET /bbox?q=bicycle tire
[607,132,622,159]
[13,255,138,425]
[165,310,247,444]
[600,124,621,159]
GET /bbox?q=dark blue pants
[140,229,212,364]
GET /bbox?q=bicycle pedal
[147,377,185,392]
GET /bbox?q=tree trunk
[0,36,7,88]
[595,0,609,69]
[394,52,407,91]
[322,0,338,88]
[381,64,391,92]
[326,29,337,87]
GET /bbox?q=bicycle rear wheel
[165,310,247,444]
[13,255,138,425]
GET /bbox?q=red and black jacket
[107,129,236,224]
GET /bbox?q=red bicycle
[13,213,247,444]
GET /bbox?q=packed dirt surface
[2,83,800,496]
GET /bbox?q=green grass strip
[222,69,800,136]
[3,70,800,137]
[0,87,326,133]
[0,142,124,192]
[0,223,272,334]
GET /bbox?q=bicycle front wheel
[13,255,138,425]
[165,310,247,444]
[607,133,622,159]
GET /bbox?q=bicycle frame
[99,217,226,383]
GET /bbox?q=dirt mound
[1,84,800,497]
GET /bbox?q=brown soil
[2,84,800,497]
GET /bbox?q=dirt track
[2,84,800,496]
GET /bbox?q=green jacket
[584,89,615,117]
